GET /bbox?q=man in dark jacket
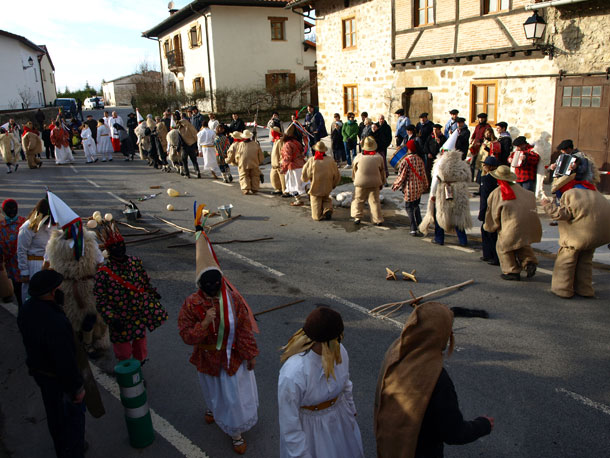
[190,107,204,131]
[495,122,512,166]
[357,111,368,152]
[18,270,86,458]
[416,112,434,146]
[424,124,446,183]
[305,104,328,144]
[85,115,97,144]
[35,109,46,131]
[229,113,246,134]
[373,114,393,178]
[455,118,470,159]
[479,156,500,265]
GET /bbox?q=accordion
[553,153,577,178]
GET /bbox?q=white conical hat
[196,232,222,286]
[136,109,143,123]
[47,191,80,229]
[442,129,459,151]
[170,115,176,128]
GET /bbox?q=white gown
[17,220,52,298]
[197,128,221,175]
[285,169,307,195]
[81,127,96,162]
[278,345,364,458]
[96,124,113,161]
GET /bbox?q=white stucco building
[102,71,162,107]
[142,0,317,112]
[0,30,56,110]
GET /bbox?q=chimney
[169,8,178,15]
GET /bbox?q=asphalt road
[1,146,609,458]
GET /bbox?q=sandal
[232,436,246,455]
[204,409,215,425]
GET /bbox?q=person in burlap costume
[351,136,386,225]
[419,133,472,246]
[22,122,43,169]
[541,174,610,298]
[278,306,364,458]
[178,206,259,454]
[166,115,183,173]
[0,127,19,173]
[226,130,264,195]
[483,165,542,281]
[44,192,110,357]
[270,127,287,195]
[375,302,493,458]
[176,112,201,178]
[301,141,341,221]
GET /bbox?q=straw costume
[351,136,386,225]
[178,206,259,454]
[270,127,287,195]
[45,192,110,356]
[483,166,542,281]
[375,302,492,458]
[226,130,264,194]
[301,142,341,221]
[278,306,364,458]
[91,213,167,362]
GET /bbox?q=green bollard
[114,358,155,448]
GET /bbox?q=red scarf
[498,180,516,200]
[314,151,325,160]
[362,150,376,155]
[559,179,596,194]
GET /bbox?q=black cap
[449,109,459,115]
[433,123,443,129]
[303,306,344,342]
[406,124,416,132]
[419,112,428,118]
[394,108,405,115]
[456,117,466,123]
[557,139,574,151]
[495,121,508,129]
[483,156,499,166]
[477,113,488,118]
[513,136,528,147]
[28,270,63,297]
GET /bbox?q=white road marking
[324,293,403,330]
[84,178,101,188]
[556,388,610,416]
[215,245,285,277]
[0,301,210,458]
[261,194,275,199]
[537,267,553,276]
[70,165,79,173]
[106,191,130,204]
[212,181,233,187]
[448,245,475,253]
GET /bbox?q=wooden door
[309,69,318,106]
[402,88,433,121]
[553,76,610,192]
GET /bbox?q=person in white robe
[17,198,54,299]
[197,120,222,178]
[208,114,219,133]
[108,112,124,153]
[81,125,97,163]
[278,306,364,458]
[96,120,113,162]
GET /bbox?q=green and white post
[114,359,155,448]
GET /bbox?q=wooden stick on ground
[125,230,182,245]
[254,299,305,317]
[370,279,474,316]
[122,229,161,237]
[153,216,196,233]
[207,214,242,232]
[116,221,152,232]
[166,236,273,249]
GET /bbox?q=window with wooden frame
[265,72,296,91]
[188,24,202,48]
[168,81,177,94]
[50,72,54,83]
[192,77,205,95]
[42,69,46,81]
[269,17,287,41]
[343,85,358,115]
[470,81,498,124]
[415,0,434,27]
[163,40,171,56]
[342,17,356,49]
[483,0,510,14]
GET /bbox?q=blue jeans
[344,141,357,165]
[519,180,536,192]
[433,209,467,245]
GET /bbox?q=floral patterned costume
[0,216,26,282]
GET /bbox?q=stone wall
[0,107,58,128]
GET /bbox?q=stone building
[102,71,162,107]
[287,0,610,191]
[142,0,317,113]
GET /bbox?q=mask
[54,289,65,306]
[108,242,126,260]
[198,270,222,297]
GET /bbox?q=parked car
[54,98,77,116]
[84,97,104,110]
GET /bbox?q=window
[193,77,205,95]
[50,72,54,83]
[342,17,356,49]
[34,70,38,82]
[343,85,358,115]
[269,17,287,41]
[163,40,171,56]
[470,81,497,124]
[168,81,177,94]
[265,72,296,91]
[42,69,46,81]
[562,85,602,108]
[415,0,434,26]
[188,25,202,48]
[484,0,510,14]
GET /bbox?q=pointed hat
[196,233,222,286]
[442,129,459,151]
[47,191,80,229]
[136,109,144,123]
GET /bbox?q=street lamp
[523,11,554,57]
[22,56,34,69]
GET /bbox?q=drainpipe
[143,36,164,91]
[525,0,590,10]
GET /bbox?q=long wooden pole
[125,230,182,245]
[122,229,161,237]
[166,236,273,248]
[370,279,474,315]
[116,221,152,232]
[153,216,196,233]
[254,299,305,317]
[207,214,242,231]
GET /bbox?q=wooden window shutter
[201,77,206,96]
[187,29,192,48]
[289,73,296,89]
[265,74,274,91]
[198,25,202,46]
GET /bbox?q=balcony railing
[166,49,184,71]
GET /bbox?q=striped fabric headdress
[288,120,314,157]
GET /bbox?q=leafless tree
[17,87,33,109]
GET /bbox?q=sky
[0,0,184,92]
